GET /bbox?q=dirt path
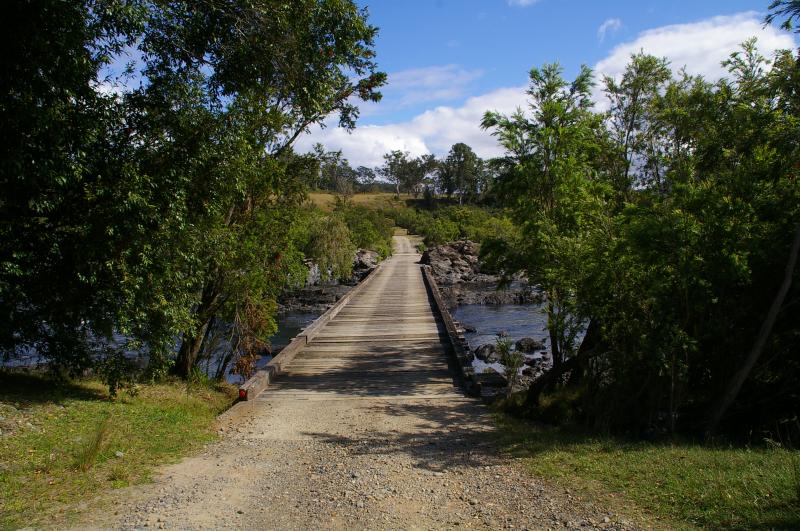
[87,237,628,530]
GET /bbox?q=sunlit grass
[0,373,236,529]
[307,191,413,211]
[494,414,800,530]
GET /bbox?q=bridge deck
[259,235,463,401]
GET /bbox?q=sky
[294,0,798,168]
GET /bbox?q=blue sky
[297,0,797,167]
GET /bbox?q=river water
[451,303,550,375]
[1,310,323,385]
[451,303,549,349]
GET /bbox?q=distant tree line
[309,142,495,203]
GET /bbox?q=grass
[307,191,414,211]
[494,414,800,530]
[0,372,236,529]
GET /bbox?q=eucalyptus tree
[482,64,606,386]
[0,0,385,383]
[438,143,483,203]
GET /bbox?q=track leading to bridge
[97,235,610,530]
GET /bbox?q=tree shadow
[0,370,107,407]
[300,398,503,472]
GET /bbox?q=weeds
[74,416,111,471]
[497,335,523,397]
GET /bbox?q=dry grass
[307,192,413,211]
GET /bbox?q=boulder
[515,337,545,352]
[352,249,379,281]
[421,240,482,286]
[475,368,508,388]
[304,260,321,287]
[474,343,500,363]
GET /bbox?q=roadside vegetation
[495,414,800,529]
[2,0,799,528]
[0,372,236,529]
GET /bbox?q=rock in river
[515,337,545,352]
[474,343,500,363]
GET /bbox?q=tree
[355,166,377,191]
[162,0,385,377]
[482,63,604,389]
[766,1,800,31]
[602,53,672,200]
[438,143,483,203]
[380,150,411,198]
[0,0,386,383]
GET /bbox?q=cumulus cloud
[298,11,797,168]
[295,86,527,167]
[597,18,622,42]
[596,12,795,82]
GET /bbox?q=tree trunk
[174,271,225,378]
[524,322,603,410]
[175,321,210,378]
[706,223,800,434]
[547,299,562,371]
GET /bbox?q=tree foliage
[0,0,385,383]
[483,40,800,436]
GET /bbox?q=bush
[382,202,518,248]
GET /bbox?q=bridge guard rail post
[238,260,386,401]
[421,265,478,396]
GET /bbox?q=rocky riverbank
[278,249,380,313]
[421,240,555,399]
[420,240,541,308]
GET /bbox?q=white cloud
[596,12,795,83]
[298,11,797,168]
[387,65,484,106]
[295,86,527,167]
[597,18,622,42]
[508,0,539,6]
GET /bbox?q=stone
[115,450,125,458]
[474,344,499,363]
[515,337,545,352]
[475,369,508,388]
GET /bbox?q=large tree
[438,143,484,203]
[482,64,605,382]
[0,0,385,383]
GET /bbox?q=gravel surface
[79,238,640,530]
[82,396,637,530]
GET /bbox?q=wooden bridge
[108,235,605,529]
[240,234,466,401]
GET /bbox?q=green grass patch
[0,372,236,529]
[494,414,800,530]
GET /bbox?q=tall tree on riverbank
[482,64,606,379]
[160,0,385,377]
[0,0,385,383]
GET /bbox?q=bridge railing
[238,259,386,400]
[420,265,478,396]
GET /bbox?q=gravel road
[81,237,637,530]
